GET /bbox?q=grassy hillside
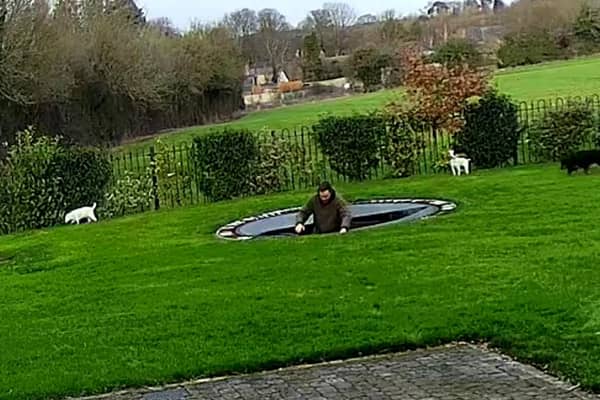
[494,56,600,100]
[2,166,600,399]
[119,56,600,151]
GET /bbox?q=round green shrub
[455,90,520,168]
[52,147,112,211]
[430,39,483,67]
[193,129,260,201]
[0,129,111,233]
[313,114,386,181]
[497,32,565,68]
[529,102,599,161]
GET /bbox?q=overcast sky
[135,0,435,30]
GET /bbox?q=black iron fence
[517,94,600,164]
[109,94,600,212]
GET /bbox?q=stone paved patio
[71,344,599,400]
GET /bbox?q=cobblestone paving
[72,344,599,400]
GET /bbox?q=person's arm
[296,197,314,225]
[338,199,352,231]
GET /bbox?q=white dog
[448,150,471,176]
[65,203,97,224]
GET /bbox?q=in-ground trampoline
[216,198,456,241]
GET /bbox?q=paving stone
[141,389,189,400]
[71,344,600,400]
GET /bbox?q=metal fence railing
[516,94,600,164]
[108,94,600,212]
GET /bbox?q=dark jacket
[296,191,352,233]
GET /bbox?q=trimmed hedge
[430,38,483,67]
[497,32,565,68]
[313,114,386,181]
[193,130,260,201]
[0,130,112,234]
[529,102,599,161]
[52,147,112,212]
[350,48,391,92]
[455,91,520,168]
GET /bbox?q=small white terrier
[65,203,97,224]
[448,150,471,176]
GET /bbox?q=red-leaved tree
[388,47,490,135]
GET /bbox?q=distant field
[494,56,600,101]
[120,56,600,152]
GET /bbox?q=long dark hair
[317,181,336,202]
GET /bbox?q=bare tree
[0,0,6,46]
[0,0,47,106]
[223,8,258,65]
[299,8,332,52]
[502,0,586,35]
[223,8,257,38]
[323,2,356,55]
[378,9,407,49]
[258,8,290,82]
[2,0,245,145]
[52,0,81,22]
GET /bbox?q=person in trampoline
[295,182,352,235]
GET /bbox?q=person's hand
[340,227,348,234]
[295,224,305,234]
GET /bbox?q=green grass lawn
[495,56,600,101]
[2,165,600,399]
[119,56,600,152]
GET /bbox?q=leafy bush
[382,66,403,89]
[573,4,600,54]
[455,90,520,168]
[0,128,113,234]
[497,31,565,68]
[193,129,260,201]
[350,48,391,92]
[383,109,424,178]
[529,102,599,161]
[101,171,154,218]
[313,114,386,180]
[302,32,323,81]
[254,133,292,194]
[430,39,483,67]
[321,58,347,80]
[396,47,489,135]
[0,130,64,233]
[432,149,453,174]
[52,146,112,212]
[597,117,600,147]
[0,174,10,234]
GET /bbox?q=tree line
[0,0,245,147]
[1,0,599,148]
[217,0,600,76]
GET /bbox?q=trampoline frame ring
[215,198,457,241]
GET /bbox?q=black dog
[560,150,600,174]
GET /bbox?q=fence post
[149,146,160,211]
